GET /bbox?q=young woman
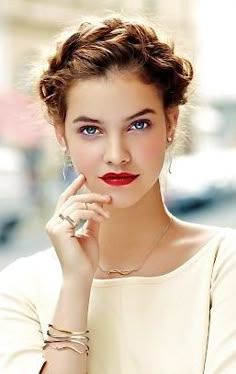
[0,15,236,374]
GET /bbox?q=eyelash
[78,119,151,136]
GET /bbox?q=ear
[54,126,67,151]
[165,105,179,136]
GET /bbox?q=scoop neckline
[92,227,230,286]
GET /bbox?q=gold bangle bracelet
[43,343,89,356]
[48,324,89,335]
[44,338,89,350]
[47,329,89,341]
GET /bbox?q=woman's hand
[46,174,111,283]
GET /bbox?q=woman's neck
[98,181,172,267]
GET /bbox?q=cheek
[70,146,98,174]
[138,137,166,165]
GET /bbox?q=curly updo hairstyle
[37,15,193,130]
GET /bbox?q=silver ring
[64,215,77,228]
[58,213,65,221]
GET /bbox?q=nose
[103,136,131,166]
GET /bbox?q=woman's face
[58,70,178,208]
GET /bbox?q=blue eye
[79,126,99,136]
[130,120,150,130]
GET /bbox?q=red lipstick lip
[98,173,139,186]
[99,172,139,180]
[99,175,139,186]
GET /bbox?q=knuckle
[59,192,66,200]
[68,195,76,202]
[94,193,107,200]
[93,206,102,214]
[45,222,52,233]
[50,225,61,236]
[83,193,105,201]
[89,193,100,200]
[46,219,63,236]
[45,223,50,233]
[94,211,103,219]
[45,220,53,231]
[88,202,96,209]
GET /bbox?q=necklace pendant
[99,217,173,278]
[107,269,133,275]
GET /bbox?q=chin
[108,195,141,209]
[103,190,146,210]
[85,180,143,209]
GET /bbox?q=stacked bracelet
[43,324,90,356]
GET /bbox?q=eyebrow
[72,108,157,124]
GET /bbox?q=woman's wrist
[52,280,91,333]
[62,274,93,294]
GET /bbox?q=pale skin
[42,69,219,373]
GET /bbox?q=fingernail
[104,194,111,200]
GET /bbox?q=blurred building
[1,0,196,90]
[0,1,10,89]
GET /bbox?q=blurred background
[1,0,236,270]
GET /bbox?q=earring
[168,151,173,174]
[166,136,172,151]
[62,149,74,181]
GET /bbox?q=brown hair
[37,15,193,128]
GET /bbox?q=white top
[1,226,236,374]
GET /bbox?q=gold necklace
[98,216,173,276]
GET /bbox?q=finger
[58,201,110,218]
[84,203,110,218]
[55,209,106,230]
[71,193,112,204]
[57,194,111,213]
[82,217,101,239]
[57,174,86,208]
[46,211,104,239]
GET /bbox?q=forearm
[41,278,92,374]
